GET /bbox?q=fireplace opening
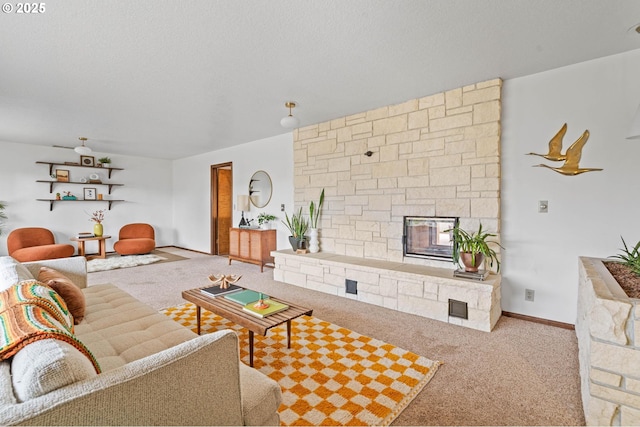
[403,216,458,261]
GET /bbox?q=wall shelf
[36,160,125,211]
[36,180,123,194]
[36,161,124,179]
[36,199,124,211]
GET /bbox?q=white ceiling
[2,0,640,160]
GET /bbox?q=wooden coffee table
[182,288,313,367]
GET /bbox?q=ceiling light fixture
[280,102,300,129]
[74,137,92,154]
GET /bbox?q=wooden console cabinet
[228,228,276,272]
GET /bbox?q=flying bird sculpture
[208,274,242,289]
[533,130,603,175]
[527,123,568,161]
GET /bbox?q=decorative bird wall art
[527,124,603,176]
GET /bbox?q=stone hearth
[273,250,501,332]
[577,257,640,425]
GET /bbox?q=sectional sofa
[0,256,281,425]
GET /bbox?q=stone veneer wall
[577,257,640,425]
[293,78,502,267]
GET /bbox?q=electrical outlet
[281,204,285,211]
[525,289,535,302]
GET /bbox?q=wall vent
[448,299,468,319]
[345,279,358,295]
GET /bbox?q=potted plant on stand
[448,222,502,274]
[308,189,325,253]
[282,207,309,252]
[257,213,277,229]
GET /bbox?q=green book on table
[242,299,289,318]
[224,290,268,305]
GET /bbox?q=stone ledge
[577,256,640,426]
[272,250,501,331]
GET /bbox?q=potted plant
[282,207,309,251]
[257,213,277,229]
[609,236,640,276]
[448,222,502,273]
[308,189,325,253]
[0,201,6,236]
[98,157,111,167]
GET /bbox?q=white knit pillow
[0,256,33,291]
[11,339,97,402]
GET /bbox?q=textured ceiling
[1,0,640,159]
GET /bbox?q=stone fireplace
[278,78,503,331]
[403,216,457,262]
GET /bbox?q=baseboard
[162,245,213,256]
[502,311,574,330]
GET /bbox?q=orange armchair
[7,227,75,262]
[113,223,156,255]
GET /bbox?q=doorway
[211,163,232,255]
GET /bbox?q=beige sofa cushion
[11,339,97,402]
[76,284,197,371]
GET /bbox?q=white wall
[0,141,174,254]
[172,133,294,253]
[501,48,640,323]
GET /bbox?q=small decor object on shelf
[80,155,95,167]
[55,193,61,200]
[55,169,70,182]
[88,173,101,184]
[62,191,76,200]
[89,209,105,237]
[98,157,111,168]
[83,188,97,200]
[207,273,242,289]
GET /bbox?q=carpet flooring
[87,247,586,426]
[163,303,441,426]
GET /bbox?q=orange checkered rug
[162,303,441,426]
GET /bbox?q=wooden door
[211,163,233,255]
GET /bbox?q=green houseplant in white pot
[282,207,308,251]
[448,222,502,273]
[257,213,277,230]
[308,189,325,253]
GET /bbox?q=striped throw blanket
[0,281,100,373]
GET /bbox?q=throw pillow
[11,339,98,402]
[38,267,86,324]
[0,256,33,291]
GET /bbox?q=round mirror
[249,170,272,208]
